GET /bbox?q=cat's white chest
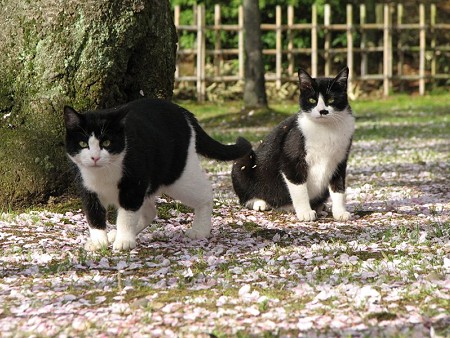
[298,114,355,197]
[79,156,124,207]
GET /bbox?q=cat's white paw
[245,199,270,211]
[333,210,351,221]
[185,228,211,240]
[85,229,108,251]
[113,233,137,251]
[252,200,268,211]
[84,239,108,251]
[296,210,317,222]
[107,229,117,243]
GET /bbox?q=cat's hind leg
[184,186,213,240]
[165,173,213,240]
[137,195,157,234]
[164,155,213,240]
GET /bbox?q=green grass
[177,93,450,144]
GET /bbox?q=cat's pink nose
[91,156,100,164]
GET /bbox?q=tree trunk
[0,0,177,208]
[243,0,268,109]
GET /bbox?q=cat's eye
[328,98,335,104]
[79,141,88,148]
[308,98,317,104]
[101,140,111,147]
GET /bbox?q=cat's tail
[231,149,257,205]
[191,120,252,161]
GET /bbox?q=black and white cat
[232,67,355,222]
[64,99,251,251]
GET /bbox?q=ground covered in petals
[1,97,449,337]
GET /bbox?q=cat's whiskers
[328,113,345,126]
[101,158,125,176]
[325,79,333,96]
[100,123,106,135]
[79,126,90,138]
[333,112,351,128]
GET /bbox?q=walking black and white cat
[64,99,251,251]
[232,67,355,222]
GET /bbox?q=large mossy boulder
[0,0,177,208]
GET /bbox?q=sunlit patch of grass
[156,198,194,220]
[182,94,450,144]
[429,220,450,238]
[229,221,261,233]
[366,311,398,322]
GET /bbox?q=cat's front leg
[85,228,109,251]
[109,196,157,245]
[329,160,351,221]
[329,190,351,221]
[113,208,140,250]
[82,191,109,251]
[114,180,148,250]
[282,175,317,221]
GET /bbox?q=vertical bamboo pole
[174,6,180,80]
[276,5,282,89]
[214,4,222,77]
[389,6,393,91]
[376,4,383,77]
[397,4,404,91]
[238,5,244,81]
[174,5,180,29]
[431,4,436,89]
[346,4,353,93]
[360,4,367,79]
[196,4,206,102]
[193,3,198,83]
[311,4,318,77]
[287,5,294,76]
[419,3,426,95]
[383,4,391,96]
[324,4,331,76]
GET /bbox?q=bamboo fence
[174,3,450,101]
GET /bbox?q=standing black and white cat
[232,67,355,222]
[64,99,251,251]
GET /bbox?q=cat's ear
[113,110,128,127]
[332,67,349,91]
[298,68,313,91]
[64,106,82,130]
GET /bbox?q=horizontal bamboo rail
[174,3,450,101]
